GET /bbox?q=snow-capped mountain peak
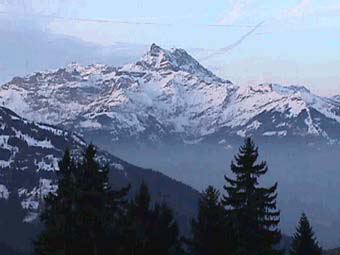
[126,43,226,82]
[0,44,339,143]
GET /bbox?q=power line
[0,11,255,28]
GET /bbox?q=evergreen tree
[150,202,182,255]
[0,189,27,251]
[35,149,77,255]
[189,186,230,255]
[290,213,322,255]
[222,138,281,255]
[125,182,151,254]
[35,145,130,255]
[123,182,182,255]
[74,144,113,255]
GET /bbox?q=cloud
[283,0,315,17]
[317,3,340,16]
[284,0,313,17]
[219,0,252,25]
[0,0,83,21]
[0,0,84,32]
[281,0,340,21]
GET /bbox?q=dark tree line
[34,145,181,255]
[30,139,322,255]
[189,138,281,255]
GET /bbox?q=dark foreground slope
[0,106,199,253]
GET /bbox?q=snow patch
[112,163,124,171]
[0,184,9,199]
[263,130,287,137]
[79,119,102,129]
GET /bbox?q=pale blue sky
[1,0,340,95]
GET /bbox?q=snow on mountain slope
[333,95,340,103]
[0,44,340,143]
[220,84,340,140]
[0,106,199,227]
[0,106,84,170]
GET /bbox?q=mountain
[2,44,340,247]
[0,44,340,146]
[0,43,234,145]
[0,106,199,251]
[213,84,340,142]
[333,95,340,102]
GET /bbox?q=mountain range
[1,44,340,146]
[1,44,340,247]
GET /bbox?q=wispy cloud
[283,0,340,18]
[0,0,84,32]
[0,0,82,18]
[316,3,340,16]
[283,0,313,17]
[219,0,252,25]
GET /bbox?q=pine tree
[74,144,112,255]
[290,213,322,255]
[72,144,130,255]
[122,182,154,255]
[35,145,130,255]
[150,202,182,255]
[122,182,182,255]
[35,149,77,255]
[189,186,230,255]
[0,189,27,251]
[222,138,281,255]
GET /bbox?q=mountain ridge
[0,105,199,231]
[1,44,339,144]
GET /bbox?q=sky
[0,0,340,95]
